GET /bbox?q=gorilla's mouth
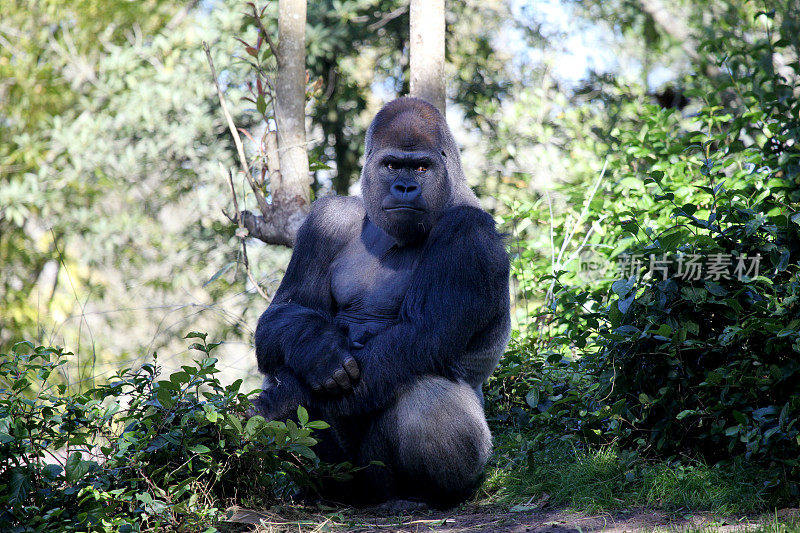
[384,206,425,212]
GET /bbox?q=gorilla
[253,97,510,508]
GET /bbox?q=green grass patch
[485,431,776,515]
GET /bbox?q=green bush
[0,334,333,532]
[590,11,800,485]
[492,5,800,501]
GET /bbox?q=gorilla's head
[361,97,477,245]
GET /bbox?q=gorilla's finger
[343,357,360,380]
[332,368,351,390]
[311,382,323,393]
[324,378,338,394]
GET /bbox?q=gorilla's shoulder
[300,195,365,248]
[429,205,508,268]
[308,195,365,229]
[437,205,499,234]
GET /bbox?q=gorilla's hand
[285,330,361,396]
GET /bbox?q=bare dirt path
[224,505,799,532]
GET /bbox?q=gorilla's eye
[386,162,397,170]
[415,165,428,172]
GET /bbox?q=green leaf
[65,452,91,482]
[8,467,29,504]
[184,332,208,340]
[525,389,540,409]
[203,262,236,287]
[245,415,264,437]
[188,342,208,353]
[618,293,635,314]
[705,281,728,297]
[654,324,673,338]
[612,279,631,297]
[256,94,267,116]
[156,387,174,409]
[225,413,243,433]
[724,426,740,437]
[774,249,790,272]
[188,444,211,454]
[745,217,764,236]
[297,405,309,426]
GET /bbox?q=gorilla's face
[361,101,454,245]
[363,146,449,244]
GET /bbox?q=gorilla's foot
[371,499,430,514]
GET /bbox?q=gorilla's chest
[330,227,419,344]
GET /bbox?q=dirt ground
[224,504,800,533]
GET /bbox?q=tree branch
[241,210,298,248]
[203,41,271,217]
[221,165,269,299]
[368,6,408,32]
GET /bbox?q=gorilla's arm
[331,206,510,415]
[255,197,363,391]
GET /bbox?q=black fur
[254,97,510,507]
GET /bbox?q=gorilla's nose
[391,182,421,201]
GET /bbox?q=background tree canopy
[1,0,799,530]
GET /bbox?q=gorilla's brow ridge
[372,112,440,151]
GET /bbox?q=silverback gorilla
[253,97,510,508]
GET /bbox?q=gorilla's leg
[359,376,492,507]
[254,371,491,507]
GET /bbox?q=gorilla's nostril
[391,182,420,200]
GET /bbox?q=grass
[681,512,800,533]
[484,431,779,515]
[212,429,799,531]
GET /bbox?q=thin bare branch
[368,6,408,31]
[221,164,269,299]
[203,41,271,217]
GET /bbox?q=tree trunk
[240,0,310,247]
[409,0,446,116]
[636,0,722,80]
[273,0,311,236]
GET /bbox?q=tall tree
[237,0,311,247]
[409,0,446,114]
[274,0,311,217]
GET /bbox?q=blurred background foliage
[1,0,800,518]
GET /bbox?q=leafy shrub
[493,5,800,501]
[588,10,800,487]
[0,333,333,532]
